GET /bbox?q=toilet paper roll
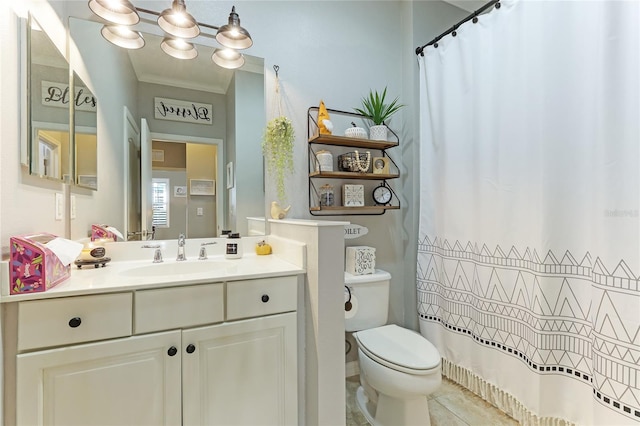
[344,293,359,320]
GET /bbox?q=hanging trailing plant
[262,115,295,202]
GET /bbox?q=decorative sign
[152,149,165,162]
[344,224,369,239]
[154,97,212,125]
[190,179,215,196]
[345,246,376,276]
[343,184,365,207]
[41,81,97,112]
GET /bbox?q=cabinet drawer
[227,276,297,320]
[135,283,224,334]
[18,293,132,351]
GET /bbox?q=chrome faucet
[142,244,162,263]
[176,233,186,261]
[198,242,217,260]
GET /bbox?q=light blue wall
[1,0,468,327]
[233,70,265,236]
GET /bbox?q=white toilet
[345,270,441,426]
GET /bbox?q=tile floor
[346,375,518,426]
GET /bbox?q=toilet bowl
[345,270,442,426]
[354,324,441,425]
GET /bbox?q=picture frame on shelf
[372,157,389,174]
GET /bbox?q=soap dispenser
[225,233,242,259]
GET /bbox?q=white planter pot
[369,125,388,141]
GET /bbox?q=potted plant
[262,115,295,208]
[354,87,404,141]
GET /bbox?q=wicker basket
[337,152,372,173]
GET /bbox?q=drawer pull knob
[167,346,178,357]
[186,344,196,354]
[68,317,82,328]
[261,294,270,303]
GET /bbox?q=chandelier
[88,0,253,69]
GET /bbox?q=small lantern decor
[315,150,333,172]
[320,184,335,207]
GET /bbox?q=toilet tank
[344,269,391,332]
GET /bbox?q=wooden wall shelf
[307,106,401,216]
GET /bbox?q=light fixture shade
[101,25,145,49]
[157,0,200,39]
[212,48,244,69]
[161,37,198,60]
[215,6,253,50]
[88,0,140,26]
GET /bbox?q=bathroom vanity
[1,237,305,426]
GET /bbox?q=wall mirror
[72,71,98,190]
[27,13,71,182]
[69,17,265,239]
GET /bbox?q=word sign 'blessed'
[154,97,213,125]
[42,81,96,112]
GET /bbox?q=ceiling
[89,1,483,95]
[126,31,233,94]
[443,0,492,13]
[126,30,264,95]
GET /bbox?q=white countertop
[1,236,306,302]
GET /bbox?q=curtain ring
[434,42,439,48]
[452,25,457,37]
[495,2,501,9]
[472,13,478,24]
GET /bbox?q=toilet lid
[355,324,440,375]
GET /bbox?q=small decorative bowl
[345,126,367,139]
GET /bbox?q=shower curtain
[417,1,639,424]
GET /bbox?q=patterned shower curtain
[417,1,639,425]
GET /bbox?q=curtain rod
[415,0,500,56]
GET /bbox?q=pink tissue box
[10,233,70,295]
[91,224,119,242]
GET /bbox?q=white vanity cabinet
[8,275,300,426]
[182,312,297,425]
[17,330,183,426]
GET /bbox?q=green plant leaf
[262,116,295,202]
[353,87,404,126]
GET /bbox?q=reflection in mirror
[151,139,219,240]
[69,17,265,238]
[72,72,98,190]
[28,14,70,182]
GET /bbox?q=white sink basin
[120,261,229,278]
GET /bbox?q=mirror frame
[24,12,72,183]
[71,70,98,190]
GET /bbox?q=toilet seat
[355,324,440,375]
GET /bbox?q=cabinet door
[17,331,182,426]
[182,312,297,426]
